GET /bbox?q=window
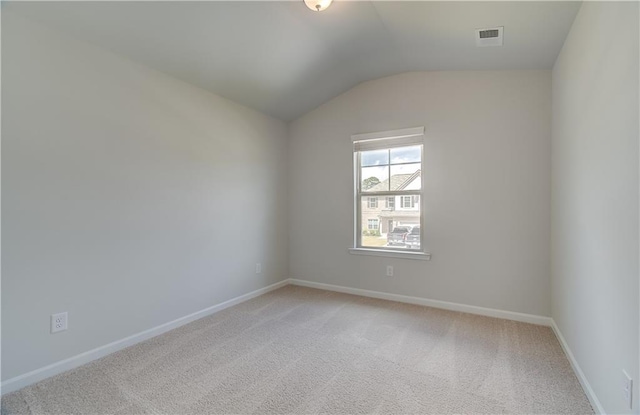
[400,195,418,208]
[353,127,425,253]
[386,197,395,209]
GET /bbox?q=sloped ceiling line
[5,1,581,121]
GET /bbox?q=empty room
[1,1,638,414]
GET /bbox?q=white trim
[550,320,606,414]
[288,279,551,326]
[2,277,601,415]
[0,279,289,395]
[348,248,431,261]
[351,126,424,142]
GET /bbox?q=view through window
[353,128,424,251]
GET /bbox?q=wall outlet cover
[51,312,68,333]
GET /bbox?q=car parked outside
[405,226,420,249]
[387,226,411,246]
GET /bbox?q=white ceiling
[6,1,580,121]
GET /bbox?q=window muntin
[353,127,425,253]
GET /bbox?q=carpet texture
[2,285,593,414]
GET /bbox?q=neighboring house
[361,170,421,235]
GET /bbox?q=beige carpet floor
[2,285,593,414]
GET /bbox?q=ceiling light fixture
[303,0,333,12]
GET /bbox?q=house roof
[366,170,420,192]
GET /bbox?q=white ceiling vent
[475,26,504,47]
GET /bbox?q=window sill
[348,248,431,261]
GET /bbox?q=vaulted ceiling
[6,1,581,121]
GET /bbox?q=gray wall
[551,2,639,413]
[4,6,638,412]
[288,70,552,317]
[1,12,289,381]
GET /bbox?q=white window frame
[367,197,378,209]
[367,219,379,230]
[350,127,430,260]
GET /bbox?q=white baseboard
[0,279,289,395]
[289,279,552,326]
[288,279,603,413]
[551,320,605,414]
[3,276,602,415]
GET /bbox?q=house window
[386,197,395,209]
[353,127,425,252]
[400,195,417,208]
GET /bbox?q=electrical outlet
[255,263,262,274]
[623,370,633,409]
[51,312,68,334]
[386,265,393,277]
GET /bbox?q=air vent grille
[475,27,504,47]
[479,29,499,39]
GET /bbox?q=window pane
[361,149,389,167]
[361,166,389,192]
[390,145,421,164]
[389,163,421,191]
[361,194,420,250]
